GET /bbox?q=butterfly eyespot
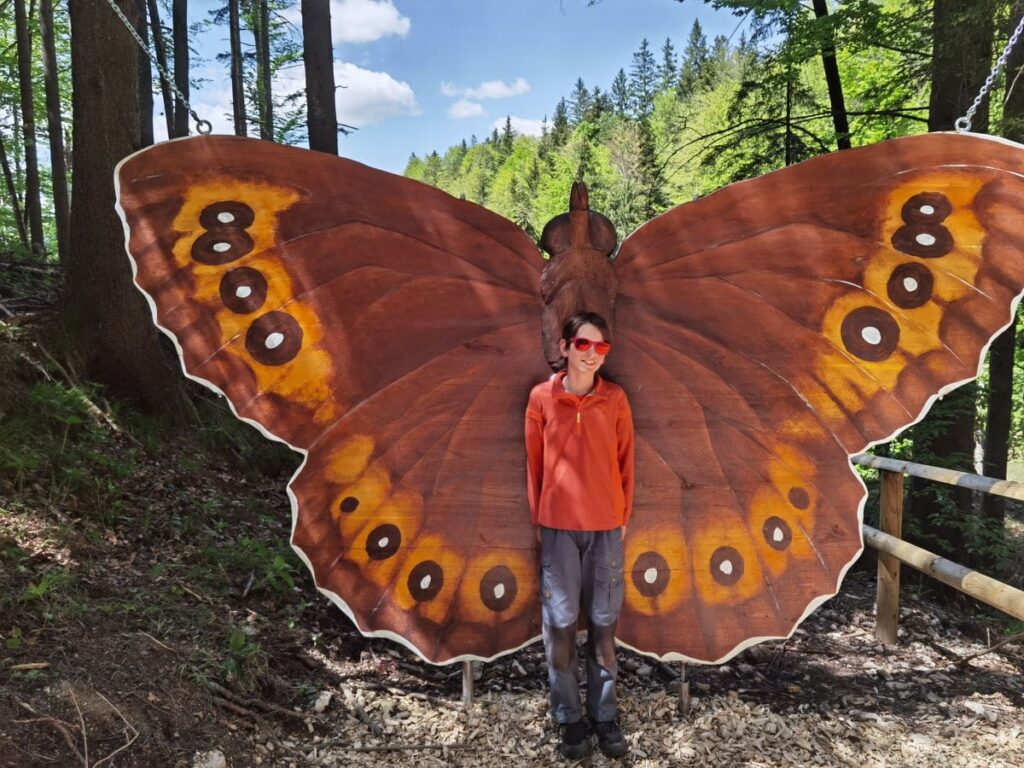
[192,229,254,265]
[366,524,401,560]
[762,516,793,552]
[890,223,953,258]
[710,547,744,587]
[339,496,359,514]
[220,267,268,314]
[479,565,518,612]
[900,192,951,224]
[408,561,444,602]
[245,312,303,365]
[840,306,900,362]
[887,263,934,309]
[199,201,255,229]
[631,551,669,597]
[787,486,810,510]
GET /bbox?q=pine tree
[611,68,630,116]
[500,115,515,156]
[550,98,570,147]
[569,78,592,125]
[590,86,612,120]
[678,19,709,98]
[659,37,678,91]
[637,116,668,219]
[629,38,657,118]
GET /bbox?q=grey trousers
[539,527,625,725]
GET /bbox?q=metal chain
[103,0,212,135]
[955,12,1024,133]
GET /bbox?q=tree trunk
[981,3,1024,564]
[811,0,851,150]
[906,0,996,569]
[39,0,72,264]
[256,0,274,140]
[172,0,189,137]
[14,0,46,257]
[65,0,183,412]
[0,132,29,249]
[136,0,154,147]
[147,0,174,137]
[229,0,247,136]
[302,0,338,154]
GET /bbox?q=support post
[876,469,904,644]
[462,660,474,707]
[678,662,690,714]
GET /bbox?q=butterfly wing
[116,136,549,662]
[606,132,1024,662]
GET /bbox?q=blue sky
[173,1,741,174]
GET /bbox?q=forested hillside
[404,5,929,241]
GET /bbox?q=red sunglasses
[570,337,612,355]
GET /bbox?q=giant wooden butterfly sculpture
[116,132,1024,665]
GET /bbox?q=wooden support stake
[678,662,690,715]
[462,660,473,707]
[876,469,904,645]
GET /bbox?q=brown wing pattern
[116,136,549,662]
[607,133,1024,661]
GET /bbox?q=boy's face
[559,322,608,378]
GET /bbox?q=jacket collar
[552,370,609,401]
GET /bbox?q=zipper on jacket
[576,408,581,432]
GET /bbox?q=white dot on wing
[643,567,658,585]
[265,332,284,350]
[235,286,252,299]
[861,326,882,345]
[719,560,733,576]
[493,583,505,599]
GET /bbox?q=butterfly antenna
[570,182,591,247]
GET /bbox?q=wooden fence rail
[850,453,1024,644]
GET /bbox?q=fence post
[876,469,904,644]
[462,660,474,707]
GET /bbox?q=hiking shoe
[559,720,592,760]
[593,719,628,758]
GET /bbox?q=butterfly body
[540,183,620,369]
[116,132,1024,664]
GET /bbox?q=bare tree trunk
[0,131,29,249]
[135,0,154,147]
[811,0,851,150]
[14,0,46,257]
[65,0,183,412]
[172,0,189,137]
[147,0,174,137]
[907,0,996,569]
[980,2,1024,562]
[255,0,274,140]
[39,0,71,264]
[229,0,247,136]
[302,0,338,154]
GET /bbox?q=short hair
[561,311,611,343]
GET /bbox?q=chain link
[103,0,211,135]
[956,12,1024,133]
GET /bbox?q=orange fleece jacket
[525,371,635,531]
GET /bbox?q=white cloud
[441,77,530,101]
[448,99,486,119]
[492,115,545,137]
[331,0,410,43]
[284,1,410,44]
[333,62,419,125]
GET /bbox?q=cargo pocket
[592,534,625,626]
[541,553,576,628]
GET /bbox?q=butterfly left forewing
[118,136,549,663]
[608,132,1024,662]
